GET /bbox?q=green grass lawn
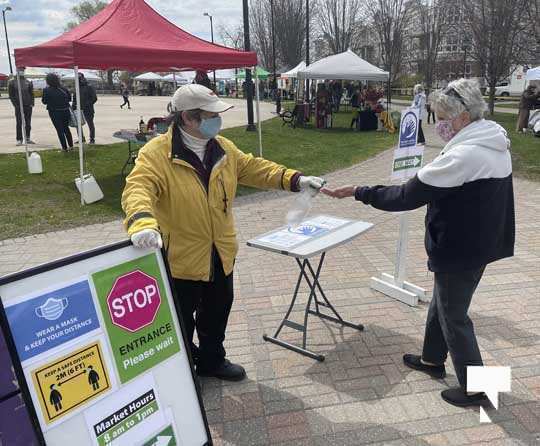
[491,112,540,181]
[1,111,537,240]
[0,111,397,240]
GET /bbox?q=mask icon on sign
[35,297,69,321]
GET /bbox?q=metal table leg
[263,252,364,361]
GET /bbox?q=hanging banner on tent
[391,107,424,181]
[91,253,181,384]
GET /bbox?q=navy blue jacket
[355,119,515,272]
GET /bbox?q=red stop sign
[107,270,161,332]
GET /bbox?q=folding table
[247,215,373,361]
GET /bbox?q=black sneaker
[403,354,446,379]
[441,387,490,407]
[197,359,246,382]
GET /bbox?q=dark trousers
[427,111,436,124]
[173,254,234,371]
[418,120,426,144]
[49,109,73,150]
[15,106,32,141]
[79,109,95,142]
[121,96,131,108]
[422,266,486,389]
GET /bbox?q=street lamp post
[305,0,310,102]
[2,6,13,75]
[242,0,256,131]
[270,0,276,99]
[203,12,217,87]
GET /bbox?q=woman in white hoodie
[322,78,515,408]
[412,84,427,144]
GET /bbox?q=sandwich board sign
[391,107,424,181]
[0,241,211,446]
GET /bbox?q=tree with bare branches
[273,0,306,68]
[410,0,447,92]
[316,0,361,55]
[364,0,410,83]
[463,0,531,114]
[219,24,245,96]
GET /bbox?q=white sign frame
[0,241,211,446]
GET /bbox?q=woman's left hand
[321,185,356,199]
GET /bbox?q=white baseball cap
[171,84,233,113]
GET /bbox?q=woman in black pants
[42,73,73,151]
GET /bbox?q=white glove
[298,176,326,194]
[131,229,163,249]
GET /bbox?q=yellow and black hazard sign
[31,341,111,424]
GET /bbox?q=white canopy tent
[162,73,189,84]
[297,50,388,81]
[281,61,306,79]
[134,72,163,81]
[62,70,101,81]
[526,66,540,81]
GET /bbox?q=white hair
[413,84,424,94]
[431,78,487,121]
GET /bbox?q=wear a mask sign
[5,280,100,362]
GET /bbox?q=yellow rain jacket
[122,127,300,281]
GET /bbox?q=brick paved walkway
[1,123,539,445]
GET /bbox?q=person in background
[321,78,515,408]
[122,84,325,382]
[195,70,212,90]
[120,84,131,109]
[426,90,436,124]
[350,87,361,129]
[72,73,98,144]
[412,84,427,144]
[42,73,73,152]
[8,67,35,146]
[516,85,539,132]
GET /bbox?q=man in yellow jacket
[122,84,325,381]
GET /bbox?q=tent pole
[74,66,85,205]
[15,70,29,163]
[254,66,262,157]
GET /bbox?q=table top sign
[248,215,373,259]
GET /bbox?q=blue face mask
[199,116,222,139]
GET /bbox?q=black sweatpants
[422,266,486,389]
[173,254,234,372]
[49,109,73,150]
[121,96,131,108]
[78,108,95,142]
[417,119,426,144]
[15,105,32,141]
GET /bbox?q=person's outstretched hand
[321,185,356,199]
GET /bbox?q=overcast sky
[0,0,244,75]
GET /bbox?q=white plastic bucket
[27,152,43,174]
[75,174,104,204]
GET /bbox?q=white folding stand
[371,212,429,306]
[370,106,429,307]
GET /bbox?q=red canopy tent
[13,0,259,204]
[0,73,8,81]
[14,0,256,71]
